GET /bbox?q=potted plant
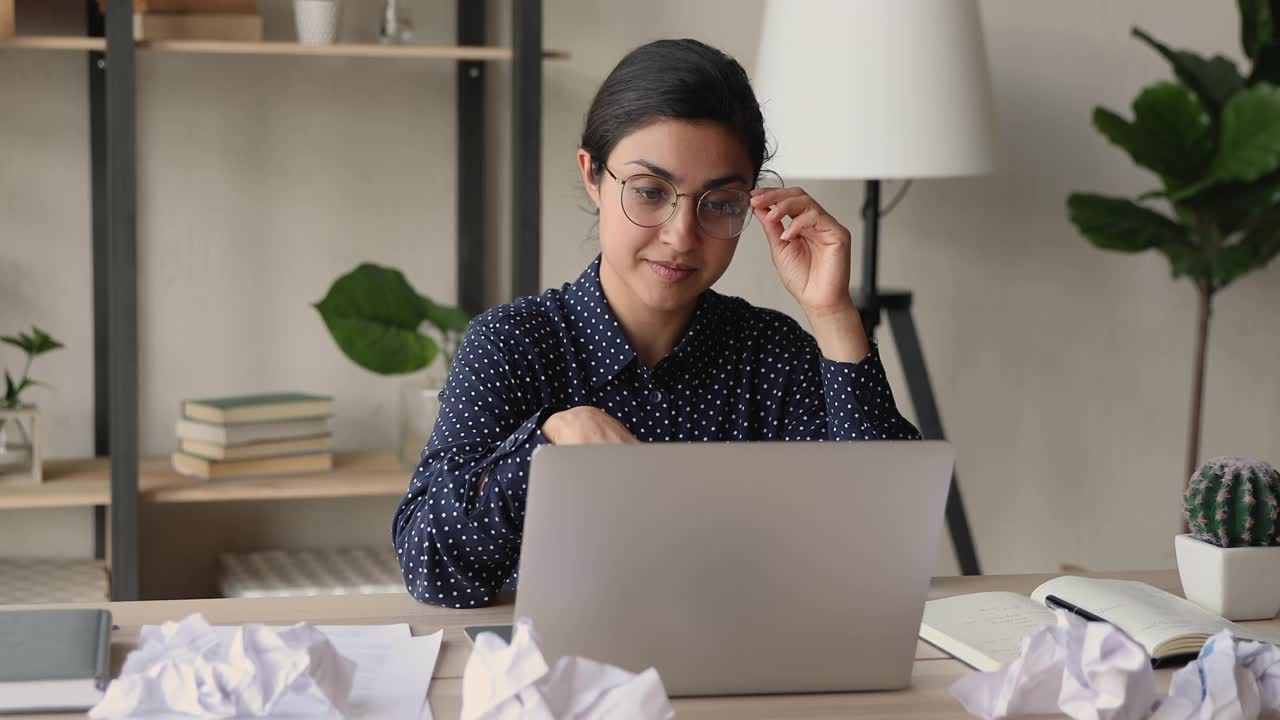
[1067,1,1280,485]
[313,263,471,469]
[1176,456,1280,620]
[1,326,64,484]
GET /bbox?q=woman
[393,39,919,608]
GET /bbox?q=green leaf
[1134,28,1245,113]
[3,370,17,406]
[313,263,440,375]
[1179,170,1280,235]
[418,296,471,334]
[1240,0,1274,60]
[27,326,63,356]
[1214,204,1280,285]
[1176,85,1280,198]
[1212,84,1280,180]
[1067,193,1208,279]
[1092,83,1213,188]
[0,327,60,356]
[1157,237,1213,280]
[317,315,439,374]
[0,335,26,354]
[1068,193,1186,251]
[1,332,36,355]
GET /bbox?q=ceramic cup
[294,0,340,46]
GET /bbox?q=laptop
[485,440,956,697]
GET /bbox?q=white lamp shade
[754,0,997,180]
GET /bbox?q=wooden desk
[6,570,1278,719]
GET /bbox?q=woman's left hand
[750,187,856,316]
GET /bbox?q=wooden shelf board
[0,35,105,51]
[137,40,570,61]
[0,36,569,61]
[0,450,407,510]
[145,450,408,504]
[0,457,179,509]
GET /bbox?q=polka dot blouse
[392,256,920,608]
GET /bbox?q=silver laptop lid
[514,440,956,696]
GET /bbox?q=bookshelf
[0,35,570,61]
[0,0,556,600]
[0,451,405,509]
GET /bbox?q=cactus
[1183,457,1280,548]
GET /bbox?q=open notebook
[920,576,1278,672]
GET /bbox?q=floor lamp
[755,0,998,575]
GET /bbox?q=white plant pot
[0,405,43,484]
[1175,533,1280,621]
[398,383,443,470]
[294,0,340,46]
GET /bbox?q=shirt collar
[563,257,638,388]
[564,256,722,388]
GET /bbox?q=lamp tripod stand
[853,179,982,576]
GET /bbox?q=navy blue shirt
[392,257,920,607]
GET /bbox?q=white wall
[2,0,98,556]
[1,0,1277,591]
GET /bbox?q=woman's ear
[577,149,601,209]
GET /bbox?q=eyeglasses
[601,164,779,240]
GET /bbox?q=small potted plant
[1175,456,1280,620]
[1,326,64,484]
[313,263,471,469]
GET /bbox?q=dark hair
[580,38,772,187]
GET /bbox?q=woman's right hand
[541,406,640,445]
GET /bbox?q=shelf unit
[0,0,559,600]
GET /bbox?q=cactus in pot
[1184,457,1280,548]
[1176,456,1280,620]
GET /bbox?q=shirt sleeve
[391,309,560,608]
[782,335,922,442]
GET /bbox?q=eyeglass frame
[598,163,782,239]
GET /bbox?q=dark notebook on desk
[0,608,112,714]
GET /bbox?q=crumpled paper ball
[951,610,1280,720]
[89,613,355,719]
[461,617,674,720]
[951,610,1159,720]
[1151,632,1280,720]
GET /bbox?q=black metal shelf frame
[87,0,544,600]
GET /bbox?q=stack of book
[99,0,264,42]
[172,392,335,480]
